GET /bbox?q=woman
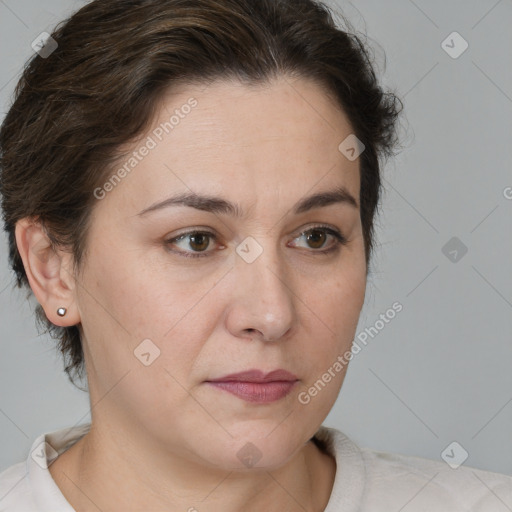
[0,0,510,510]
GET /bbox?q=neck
[49,421,336,512]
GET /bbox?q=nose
[225,240,296,342]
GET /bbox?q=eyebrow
[137,185,358,217]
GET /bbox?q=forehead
[154,76,354,151]
[98,76,361,215]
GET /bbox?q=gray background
[0,0,511,477]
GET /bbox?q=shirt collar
[27,423,91,512]
[314,425,367,512]
[26,423,365,511]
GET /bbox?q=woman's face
[75,76,367,470]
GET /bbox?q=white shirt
[1,423,511,511]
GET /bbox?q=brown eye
[305,229,328,249]
[291,226,347,254]
[187,233,210,252]
[166,230,219,258]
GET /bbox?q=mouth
[205,369,299,403]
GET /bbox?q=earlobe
[14,218,80,327]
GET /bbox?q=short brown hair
[0,0,403,387]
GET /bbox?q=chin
[195,422,308,472]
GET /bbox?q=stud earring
[57,307,67,317]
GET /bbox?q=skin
[15,75,367,512]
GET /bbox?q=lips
[208,369,298,383]
[206,369,299,403]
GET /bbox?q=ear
[15,217,81,327]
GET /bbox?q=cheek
[296,254,366,384]
[76,254,213,425]
[312,254,366,337]
[77,239,222,381]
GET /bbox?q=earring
[57,307,67,317]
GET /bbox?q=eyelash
[164,225,348,259]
